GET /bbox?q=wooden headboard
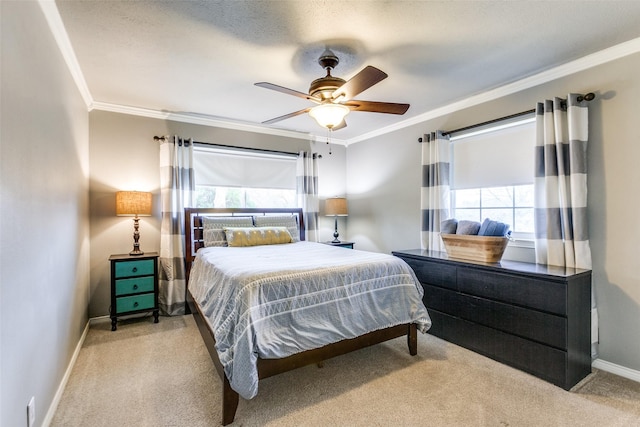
[184,207,305,280]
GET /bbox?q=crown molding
[39,0,93,108]
[345,36,640,145]
[42,0,640,147]
[91,102,316,142]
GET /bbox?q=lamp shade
[309,103,350,129]
[116,191,152,216]
[325,197,348,216]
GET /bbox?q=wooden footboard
[188,289,417,425]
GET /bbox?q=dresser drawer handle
[133,302,139,308]
[133,284,138,290]
[132,267,138,273]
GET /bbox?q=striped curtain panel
[420,131,451,251]
[296,151,319,242]
[534,94,592,269]
[159,136,194,315]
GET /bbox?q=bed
[184,207,431,425]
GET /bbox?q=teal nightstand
[109,252,159,331]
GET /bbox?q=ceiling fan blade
[262,107,311,125]
[344,100,410,115]
[255,82,321,103]
[331,66,388,101]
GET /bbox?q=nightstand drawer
[115,276,155,296]
[116,293,155,314]
[114,259,155,278]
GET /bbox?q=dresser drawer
[115,276,155,296]
[115,293,155,314]
[428,310,570,389]
[423,284,567,349]
[114,259,155,278]
[401,256,457,290]
[457,267,567,315]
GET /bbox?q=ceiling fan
[255,49,410,131]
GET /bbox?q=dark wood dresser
[392,249,592,390]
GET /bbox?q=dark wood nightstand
[109,252,159,331]
[323,241,354,249]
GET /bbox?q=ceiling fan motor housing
[309,75,346,100]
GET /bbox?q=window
[452,185,534,238]
[194,186,295,209]
[193,146,297,209]
[450,117,535,241]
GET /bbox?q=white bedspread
[188,241,431,399]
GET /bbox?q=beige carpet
[51,315,640,426]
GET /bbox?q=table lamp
[116,191,152,255]
[325,197,348,243]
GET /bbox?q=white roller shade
[452,120,535,190]
[194,147,296,189]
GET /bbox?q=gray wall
[1,3,90,427]
[88,110,346,317]
[5,7,638,425]
[347,52,640,373]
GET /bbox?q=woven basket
[440,233,509,263]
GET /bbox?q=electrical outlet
[27,396,35,427]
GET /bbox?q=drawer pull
[133,284,138,290]
[133,302,139,308]
[132,267,138,273]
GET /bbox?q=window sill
[508,238,535,249]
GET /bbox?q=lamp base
[129,216,144,256]
[332,217,340,243]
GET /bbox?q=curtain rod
[418,92,595,142]
[153,136,301,158]
[442,108,536,137]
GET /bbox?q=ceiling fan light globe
[309,104,350,129]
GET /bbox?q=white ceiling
[54,1,640,143]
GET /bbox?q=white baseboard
[89,315,110,323]
[42,320,90,427]
[592,358,640,383]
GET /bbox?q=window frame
[449,117,536,246]
[451,185,535,246]
[193,145,298,209]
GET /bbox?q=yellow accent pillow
[224,226,293,247]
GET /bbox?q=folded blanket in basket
[456,220,481,235]
[440,218,458,234]
[478,218,510,237]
